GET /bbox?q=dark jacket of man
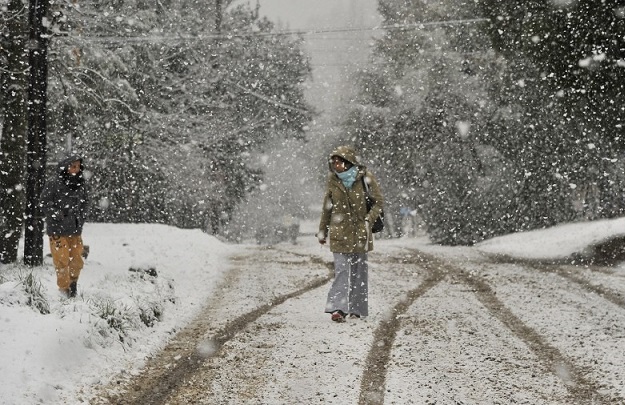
[40,155,89,236]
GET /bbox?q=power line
[266,17,489,36]
[61,17,489,44]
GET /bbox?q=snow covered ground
[0,224,234,404]
[1,218,625,404]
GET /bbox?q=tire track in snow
[455,265,615,404]
[93,249,334,405]
[488,255,625,310]
[359,250,449,405]
[359,249,616,405]
[530,263,625,310]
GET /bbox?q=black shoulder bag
[363,177,384,233]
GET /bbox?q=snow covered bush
[91,299,137,344]
[19,271,50,315]
[0,266,50,315]
[85,270,175,347]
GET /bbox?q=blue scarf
[336,166,358,189]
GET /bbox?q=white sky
[230,0,381,30]
[229,0,382,76]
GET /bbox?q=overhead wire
[61,17,490,44]
[46,17,489,114]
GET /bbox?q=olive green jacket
[318,147,384,253]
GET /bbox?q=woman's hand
[316,231,326,245]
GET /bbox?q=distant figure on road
[41,155,89,298]
[317,145,384,322]
[282,214,300,245]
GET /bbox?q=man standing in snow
[317,145,384,322]
[40,155,89,298]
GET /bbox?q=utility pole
[23,0,49,266]
[0,0,28,264]
[215,0,222,33]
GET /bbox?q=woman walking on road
[317,146,384,322]
[41,155,89,298]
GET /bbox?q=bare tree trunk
[0,0,28,264]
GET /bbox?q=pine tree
[479,0,625,219]
[346,0,509,244]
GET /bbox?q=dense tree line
[0,0,313,262]
[344,0,625,245]
[480,0,625,220]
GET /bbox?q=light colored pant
[325,252,368,317]
[49,235,84,291]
